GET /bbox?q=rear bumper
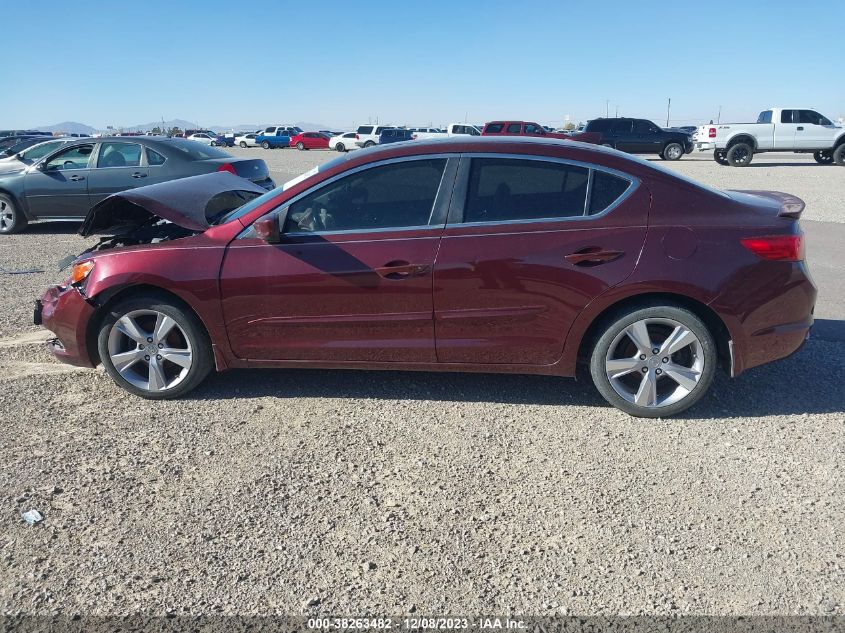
[695,141,716,151]
[36,284,97,368]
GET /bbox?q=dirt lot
[0,148,843,617]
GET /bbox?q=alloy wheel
[604,317,705,409]
[107,309,193,392]
[665,144,682,160]
[0,199,14,232]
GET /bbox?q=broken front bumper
[36,284,97,368]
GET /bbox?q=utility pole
[615,105,619,117]
[606,100,609,118]
[717,105,722,124]
[666,98,671,127]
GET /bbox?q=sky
[2,0,844,131]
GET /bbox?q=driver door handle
[69,175,85,182]
[131,172,148,179]
[374,260,431,280]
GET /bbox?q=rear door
[610,120,635,151]
[775,110,800,149]
[88,141,148,205]
[23,143,94,218]
[433,155,648,365]
[220,156,458,362]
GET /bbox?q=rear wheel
[261,141,270,149]
[726,142,753,166]
[98,295,213,400]
[0,193,26,234]
[240,141,247,148]
[714,149,729,165]
[336,142,346,152]
[589,304,716,418]
[363,141,375,148]
[662,142,683,160]
[296,141,305,150]
[832,144,845,166]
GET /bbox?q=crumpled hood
[79,172,268,236]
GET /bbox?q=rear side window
[485,123,504,134]
[146,148,166,165]
[357,125,374,134]
[585,119,610,132]
[611,120,633,134]
[780,110,797,124]
[757,110,773,124]
[464,158,589,223]
[589,170,631,214]
[97,142,142,168]
[506,123,522,133]
[285,159,447,233]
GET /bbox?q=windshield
[165,139,231,160]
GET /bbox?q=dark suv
[583,118,693,160]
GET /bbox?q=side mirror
[253,208,288,244]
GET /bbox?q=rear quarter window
[589,171,631,214]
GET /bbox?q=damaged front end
[74,171,268,257]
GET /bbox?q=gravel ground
[0,146,843,617]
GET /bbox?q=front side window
[524,123,544,135]
[21,140,63,161]
[97,142,142,168]
[798,110,831,125]
[463,158,589,223]
[43,144,94,170]
[284,159,447,233]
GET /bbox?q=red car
[289,132,330,150]
[35,138,816,417]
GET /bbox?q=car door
[796,110,834,149]
[219,156,458,362]
[633,120,663,154]
[775,110,799,149]
[433,155,648,365]
[610,120,636,151]
[87,141,149,205]
[23,142,94,218]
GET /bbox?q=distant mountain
[35,121,97,135]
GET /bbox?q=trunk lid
[727,190,805,219]
[203,158,270,184]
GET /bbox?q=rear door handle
[565,248,624,266]
[69,175,85,182]
[131,172,148,179]
[374,260,431,280]
[797,126,804,131]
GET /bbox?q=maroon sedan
[289,132,331,151]
[35,137,816,417]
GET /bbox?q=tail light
[740,234,804,261]
[411,134,417,140]
[217,163,237,175]
[708,127,716,138]
[355,134,360,139]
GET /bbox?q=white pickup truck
[410,123,482,141]
[694,107,845,166]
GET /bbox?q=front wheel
[589,304,716,418]
[97,295,213,399]
[261,141,270,149]
[335,142,346,152]
[832,145,845,166]
[714,149,729,165]
[0,193,27,234]
[726,143,753,166]
[662,142,683,160]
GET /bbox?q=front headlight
[70,260,94,284]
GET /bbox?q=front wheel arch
[86,284,213,368]
[576,292,732,377]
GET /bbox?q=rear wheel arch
[86,284,212,366]
[727,134,756,150]
[575,292,733,376]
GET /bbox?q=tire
[210,141,217,147]
[661,142,683,161]
[363,141,375,148]
[261,141,270,150]
[336,142,346,152]
[601,143,613,148]
[714,150,729,166]
[296,142,305,150]
[0,193,27,234]
[240,141,247,148]
[97,294,213,400]
[726,142,753,166]
[833,144,845,166]
[589,304,717,418]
